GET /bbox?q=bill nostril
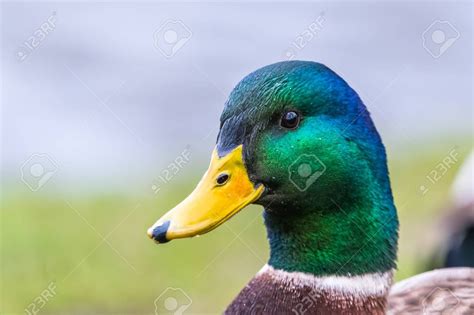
[148,221,171,243]
[216,173,230,185]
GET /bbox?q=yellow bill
[147,145,264,243]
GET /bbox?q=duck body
[388,267,474,314]
[226,265,474,315]
[226,264,390,314]
[147,61,474,314]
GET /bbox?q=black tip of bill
[147,220,170,244]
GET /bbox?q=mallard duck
[147,61,474,314]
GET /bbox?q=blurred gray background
[2,1,472,190]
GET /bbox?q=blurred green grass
[1,139,472,314]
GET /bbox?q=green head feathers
[217,61,398,276]
[148,60,398,277]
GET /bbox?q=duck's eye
[280,111,300,129]
[216,173,230,185]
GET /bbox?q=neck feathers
[226,264,392,314]
[258,264,393,297]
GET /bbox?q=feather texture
[388,268,474,314]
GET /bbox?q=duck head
[148,61,398,276]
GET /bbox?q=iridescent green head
[148,61,398,277]
[217,61,398,275]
